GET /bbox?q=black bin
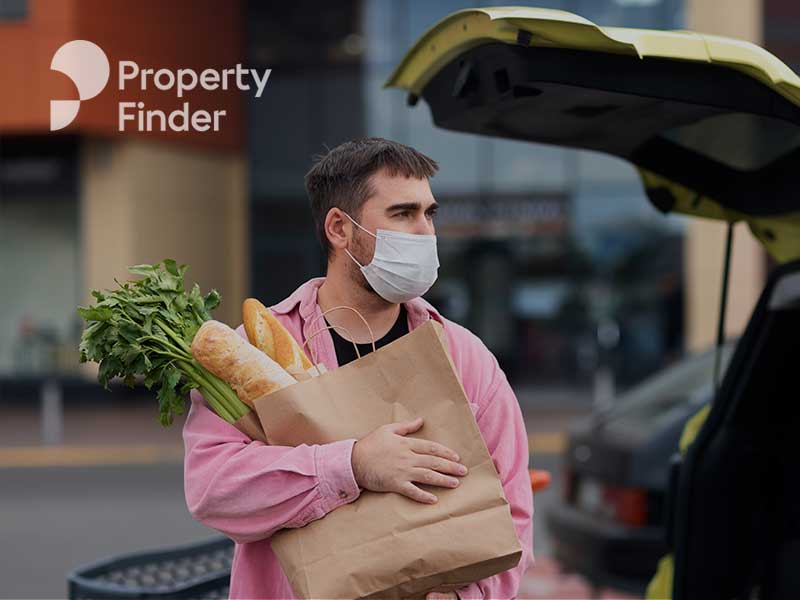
[67,536,233,599]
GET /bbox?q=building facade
[0,0,781,392]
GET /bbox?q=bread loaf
[243,298,315,376]
[191,320,296,407]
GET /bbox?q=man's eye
[426,209,438,219]
[395,211,411,218]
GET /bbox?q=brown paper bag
[252,319,522,599]
[233,365,327,443]
[232,410,269,444]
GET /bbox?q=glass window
[0,195,80,374]
[605,339,736,435]
[407,106,483,193]
[490,139,570,192]
[0,0,26,20]
[661,112,800,172]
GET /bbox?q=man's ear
[324,207,351,253]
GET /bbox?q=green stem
[154,317,193,354]
[138,336,188,361]
[199,384,235,423]
[178,359,248,422]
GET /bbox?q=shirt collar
[270,276,444,330]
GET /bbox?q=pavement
[0,384,644,599]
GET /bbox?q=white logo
[50,40,270,133]
[50,40,110,131]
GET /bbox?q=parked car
[387,7,800,599]
[546,341,735,594]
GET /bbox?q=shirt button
[338,489,348,499]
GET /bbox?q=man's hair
[305,137,439,261]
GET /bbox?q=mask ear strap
[345,248,365,268]
[342,211,376,238]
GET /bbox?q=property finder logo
[50,40,270,132]
[50,40,110,131]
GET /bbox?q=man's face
[345,168,439,297]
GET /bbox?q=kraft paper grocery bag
[232,410,269,444]
[233,365,327,443]
[252,319,522,599]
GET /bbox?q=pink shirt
[182,277,535,599]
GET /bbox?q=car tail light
[576,477,649,527]
[602,485,648,527]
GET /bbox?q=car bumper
[545,503,668,595]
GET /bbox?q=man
[182,137,535,599]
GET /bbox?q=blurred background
[0,0,795,597]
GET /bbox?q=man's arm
[455,344,535,599]
[182,389,361,544]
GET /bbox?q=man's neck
[317,271,401,345]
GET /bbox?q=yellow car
[387,7,800,600]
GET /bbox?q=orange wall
[0,0,244,153]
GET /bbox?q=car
[546,340,735,595]
[387,7,800,600]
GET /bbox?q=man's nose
[413,214,435,235]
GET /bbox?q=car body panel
[385,7,800,105]
[546,502,665,594]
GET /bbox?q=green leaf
[128,263,158,278]
[164,258,179,276]
[98,356,123,389]
[204,289,221,313]
[77,306,113,321]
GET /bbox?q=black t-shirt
[326,304,409,366]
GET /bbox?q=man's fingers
[409,467,461,489]
[388,416,424,436]
[409,438,460,462]
[413,455,468,478]
[397,481,438,504]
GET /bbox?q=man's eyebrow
[386,201,440,212]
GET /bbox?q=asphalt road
[1,464,211,598]
[0,451,562,599]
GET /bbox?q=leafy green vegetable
[78,259,249,426]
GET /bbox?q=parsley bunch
[77,259,249,426]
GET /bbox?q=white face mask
[342,211,440,304]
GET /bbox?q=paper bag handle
[302,323,364,367]
[302,305,377,368]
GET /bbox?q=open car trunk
[386,7,800,263]
[386,7,800,599]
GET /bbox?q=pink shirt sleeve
[182,389,362,544]
[455,347,535,600]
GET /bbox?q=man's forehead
[367,170,434,205]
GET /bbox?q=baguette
[191,320,296,407]
[243,298,315,375]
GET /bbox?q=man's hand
[351,416,468,504]
[425,591,459,599]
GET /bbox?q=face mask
[341,211,440,304]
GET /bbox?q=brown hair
[305,137,439,261]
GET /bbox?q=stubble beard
[348,230,391,306]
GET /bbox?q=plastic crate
[67,536,233,599]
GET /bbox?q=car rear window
[604,340,737,430]
[661,112,800,171]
